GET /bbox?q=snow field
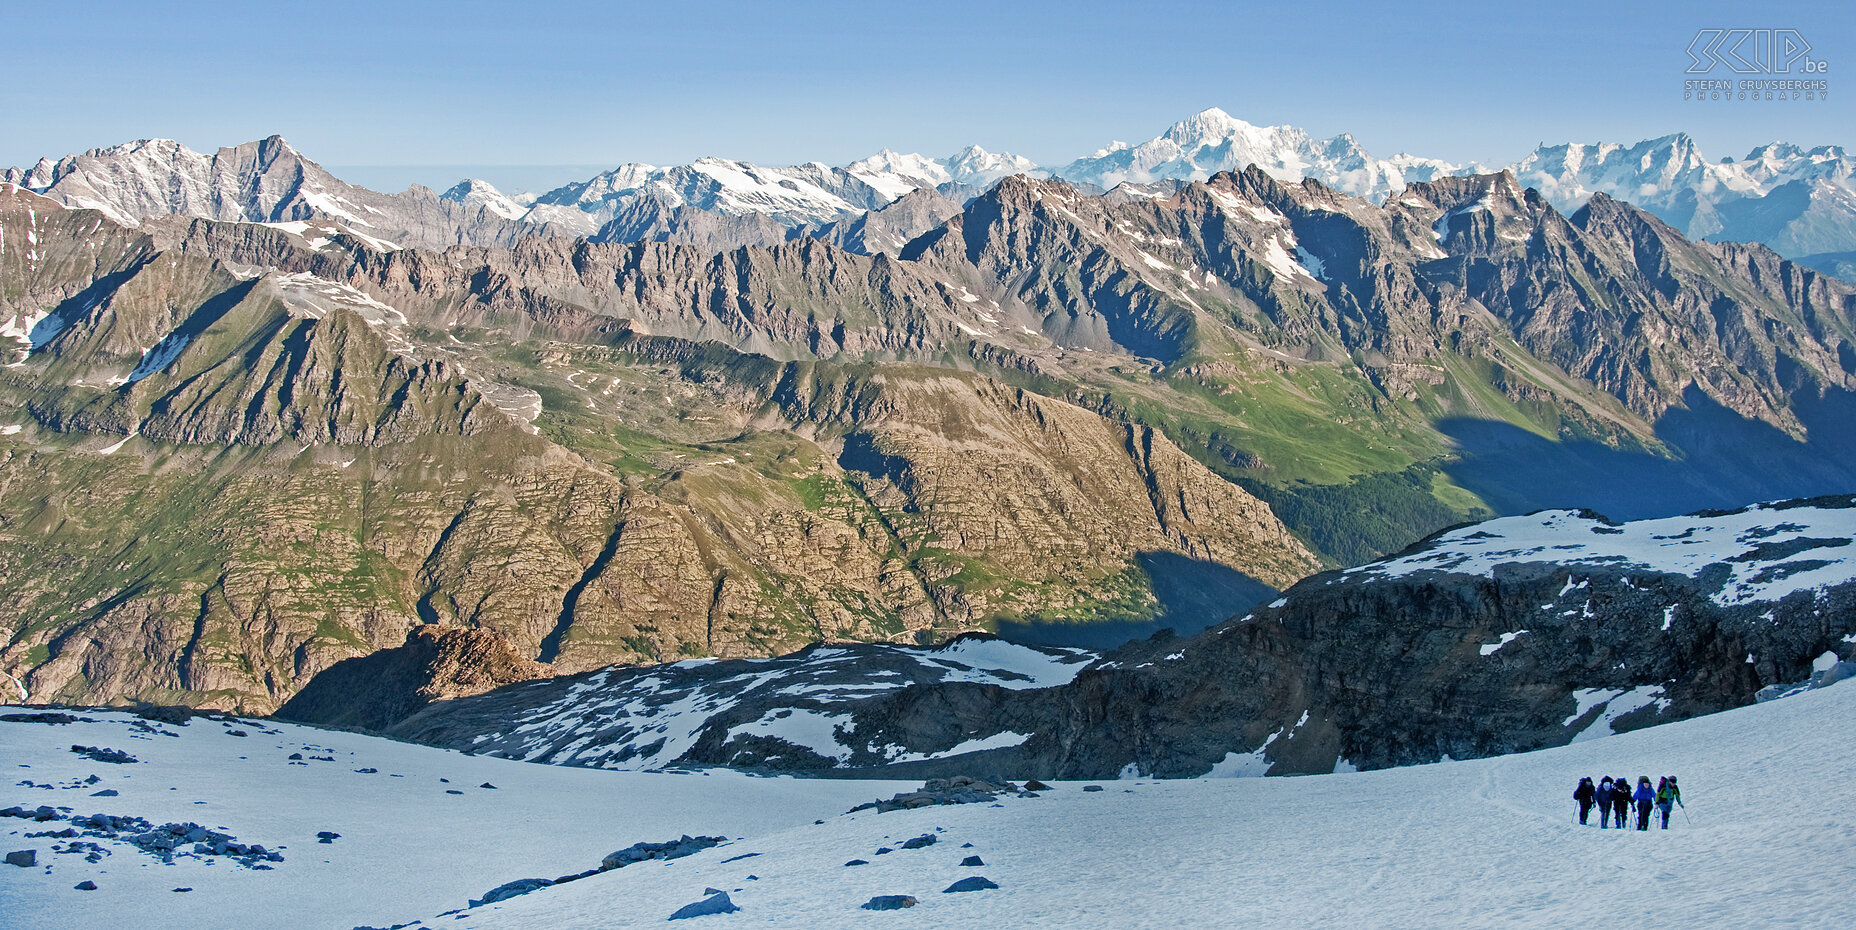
[3,680,1852,928]
[0,714,908,930]
[462,681,1856,928]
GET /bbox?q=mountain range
[8,109,1854,273]
[4,108,1856,715]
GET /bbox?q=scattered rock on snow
[900,834,937,849]
[74,880,98,890]
[69,745,137,765]
[669,891,739,919]
[848,776,1019,814]
[861,895,917,910]
[5,849,37,867]
[943,876,999,893]
[961,855,985,866]
[1024,779,1051,791]
[132,705,194,726]
[0,712,89,725]
[1083,785,1104,792]
[601,835,724,871]
[844,859,869,867]
[470,877,554,907]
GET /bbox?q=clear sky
[3,0,1847,191]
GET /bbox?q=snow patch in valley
[925,639,1093,690]
[1292,244,1326,280]
[727,709,852,762]
[98,431,138,455]
[1480,630,1525,656]
[297,187,373,227]
[880,731,1032,764]
[1566,685,1668,741]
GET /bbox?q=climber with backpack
[1596,777,1615,827]
[1574,776,1597,825]
[1609,774,1632,830]
[1633,775,1655,830]
[1655,776,1683,829]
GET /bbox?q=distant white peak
[441,179,529,220]
[847,149,948,183]
[1165,107,1258,143]
[944,147,1036,187]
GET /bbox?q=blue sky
[3,0,1847,191]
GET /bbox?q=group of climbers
[1573,775,1683,829]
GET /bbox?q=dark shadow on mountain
[1439,384,1856,521]
[995,551,1277,649]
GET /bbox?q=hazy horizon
[4,0,1846,178]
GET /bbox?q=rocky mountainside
[370,496,1856,778]
[0,183,1319,713]
[7,128,1856,715]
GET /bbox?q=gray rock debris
[602,835,725,871]
[943,876,999,893]
[861,895,917,910]
[669,891,739,919]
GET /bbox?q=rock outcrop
[381,497,1856,779]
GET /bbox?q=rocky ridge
[375,496,1856,779]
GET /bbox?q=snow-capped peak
[1162,107,1256,145]
[1056,108,1457,202]
[439,179,532,220]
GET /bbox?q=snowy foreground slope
[6,681,1855,928]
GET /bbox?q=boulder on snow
[848,775,1018,813]
[961,855,985,866]
[669,891,739,919]
[943,876,999,893]
[900,833,937,849]
[74,880,98,891]
[470,877,554,907]
[5,849,37,867]
[69,745,137,764]
[603,835,725,871]
[861,895,918,910]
